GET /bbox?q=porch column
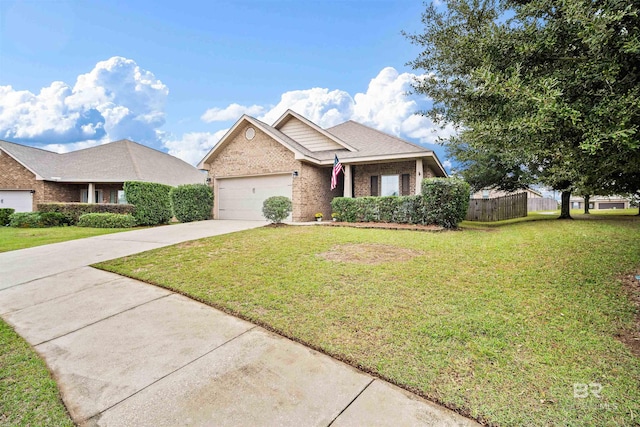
[88,183,95,203]
[343,164,352,198]
[415,159,423,195]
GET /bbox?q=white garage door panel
[0,191,33,212]
[218,175,292,220]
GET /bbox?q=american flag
[331,155,343,190]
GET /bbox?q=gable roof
[273,110,356,152]
[0,139,205,186]
[198,111,448,176]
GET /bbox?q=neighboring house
[569,195,632,210]
[198,109,447,221]
[471,187,543,199]
[0,139,205,212]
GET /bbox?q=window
[110,190,118,204]
[588,203,594,209]
[370,176,379,196]
[401,174,411,196]
[380,175,399,196]
[80,189,103,203]
[118,190,127,204]
[482,190,490,199]
[572,202,580,209]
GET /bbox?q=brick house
[198,110,447,221]
[0,139,205,212]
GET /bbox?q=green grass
[96,214,640,426]
[0,319,73,426]
[0,226,137,253]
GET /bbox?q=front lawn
[0,319,74,426]
[96,215,640,426]
[0,226,136,253]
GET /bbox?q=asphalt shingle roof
[0,139,205,186]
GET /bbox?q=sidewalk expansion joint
[82,325,258,424]
[0,267,120,292]
[33,293,173,347]
[327,378,375,426]
[1,277,122,316]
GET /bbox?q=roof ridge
[328,120,432,153]
[123,140,143,179]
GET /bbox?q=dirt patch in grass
[319,243,423,265]
[618,271,640,357]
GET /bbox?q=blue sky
[0,0,453,168]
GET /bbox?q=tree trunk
[637,204,640,216]
[583,195,590,214]
[559,191,573,219]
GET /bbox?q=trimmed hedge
[38,203,135,225]
[9,212,43,228]
[124,181,173,226]
[262,196,292,223]
[170,184,213,223]
[8,211,69,228]
[77,213,137,228]
[331,178,470,229]
[39,212,69,227]
[331,196,426,224]
[0,208,15,226]
[421,178,470,228]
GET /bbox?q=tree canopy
[406,0,640,217]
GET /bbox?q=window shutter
[401,174,410,196]
[370,176,379,196]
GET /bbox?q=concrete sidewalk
[0,220,478,426]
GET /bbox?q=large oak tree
[406,0,640,218]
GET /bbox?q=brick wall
[297,164,338,221]
[0,149,43,210]
[353,160,418,197]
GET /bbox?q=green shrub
[331,197,357,222]
[38,203,135,225]
[0,208,15,226]
[77,213,137,228]
[262,196,292,223]
[124,181,173,226]
[9,212,43,228]
[170,184,213,223]
[39,212,69,227]
[421,178,471,228]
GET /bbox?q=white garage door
[0,190,33,212]
[218,174,292,220]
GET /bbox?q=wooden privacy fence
[527,197,558,212]
[466,193,528,222]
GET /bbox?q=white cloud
[163,130,228,166]
[41,140,103,154]
[258,88,354,128]
[199,66,455,151]
[201,103,264,122]
[443,160,452,170]
[0,56,168,146]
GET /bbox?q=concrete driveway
[0,220,478,426]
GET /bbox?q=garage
[598,202,625,209]
[218,174,293,220]
[0,190,33,212]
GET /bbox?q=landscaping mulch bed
[319,221,444,232]
[618,270,640,357]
